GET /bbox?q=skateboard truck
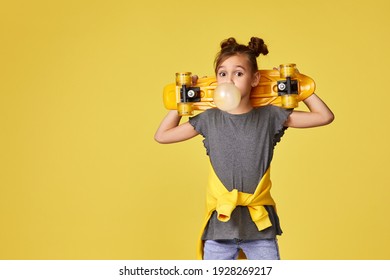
[176,72,201,116]
[277,64,299,109]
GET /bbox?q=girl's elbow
[319,112,335,126]
[325,111,335,125]
[154,133,166,144]
[154,133,176,144]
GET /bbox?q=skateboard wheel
[177,102,194,116]
[176,72,192,86]
[281,94,298,109]
[280,64,296,78]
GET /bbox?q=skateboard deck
[163,66,316,116]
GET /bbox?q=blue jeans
[203,238,280,260]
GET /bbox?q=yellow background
[1,0,389,259]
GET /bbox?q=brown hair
[214,37,269,74]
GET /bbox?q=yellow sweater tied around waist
[197,163,275,260]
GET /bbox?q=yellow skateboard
[163,64,316,116]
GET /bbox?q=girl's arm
[285,93,334,128]
[154,110,199,144]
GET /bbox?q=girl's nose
[226,75,234,84]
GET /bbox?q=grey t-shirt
[189,105,292,240]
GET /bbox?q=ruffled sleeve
[269,106,293,146]
[189,112,206,136]
[189,110,210,155]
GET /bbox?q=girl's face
[216,54,260,99]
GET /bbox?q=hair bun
[248,37,269,57]
[220,37,239,49]
[214,36,268,73]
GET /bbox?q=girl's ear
[251,71,260,87]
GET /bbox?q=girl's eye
[218,72,226,77]
[236,72,244,77]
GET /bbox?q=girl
[154,37,334,260]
